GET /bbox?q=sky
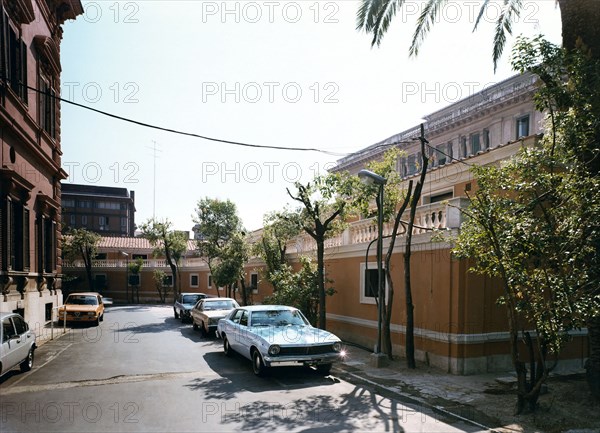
[59,1,562,233]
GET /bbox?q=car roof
[0,312,22,320]
[235,305,298,312]
[181,292,205,296]
[67,292,101,297]
[203,297,236,302]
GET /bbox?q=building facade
[61,183,136,236]
[0,1,83,328]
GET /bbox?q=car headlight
[87,312,96,316]
[333,342,342,352]
[268,345,281,356]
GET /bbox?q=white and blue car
[217,305,345,376]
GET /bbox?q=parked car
[191,297,239,336]
[174,293,207,322]
[1,312,36,377]
[58,292,105,325]
[217,305,345,376]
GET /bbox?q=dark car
[173,293,207,322]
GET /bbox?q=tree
[453,38,600,411]
[264,256,322,325]
[356,0,600,70]
[62,228,100,292]
[255,209,303,291]
[139,219,188,301]
[127,257,143,303]
[152,269,170,304]
[193,198,246,299]
[287,173,354,329]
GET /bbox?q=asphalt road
[0,305,483,432]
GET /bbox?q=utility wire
[22,83,348,157]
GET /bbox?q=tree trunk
[316,238,326,330]
[558,0,600,58]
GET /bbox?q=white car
[191,297,239,336]
[1,313,36,377]
[217,305,345,376]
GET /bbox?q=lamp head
[358,169,387,185]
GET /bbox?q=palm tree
[357,0,600,69]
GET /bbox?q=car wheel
[174,308,179,319]
[200,321,208,337]
[223,336,232,357]
[252,349,267,377]
[20,348,34,372]
[94,317,100,326]
[315,363,332,375]
[99,313,104,322]
[192,321,198,331]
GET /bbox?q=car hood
[250,325,340,345]
[61,305,99,312]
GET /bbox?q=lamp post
[358,169,387,367]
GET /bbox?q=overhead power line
[23,83,347,157]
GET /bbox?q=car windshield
[203,301,235,311]
[183,295,202,304]
[66,296,98,306]
[250,309,308,327]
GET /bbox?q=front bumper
[59,312,99,322]
[263,353,343,367]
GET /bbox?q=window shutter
[0,7,6,86]
[7,199,14,270]
[23,208,30,270]
[19,38,27,102]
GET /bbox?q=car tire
[200,321,208,337]
[99,313,104,322]
[174,308,179,319]
[20,348,34,372]
[192,321,198,331]
[252,349,267,377]
[315,363,332,375]
[223,336,232,357]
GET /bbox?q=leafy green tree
[255,209,303,291]
[287,172,355,329]
[356,0,600,69]
[264,256,324,326]
[193,198,247,300]
[139,219,188,300]
[62,228,101,292]
[453,38,600,411]
[152,269,170,304]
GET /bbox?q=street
[0,306,483,432]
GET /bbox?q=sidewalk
[334,344,599,433]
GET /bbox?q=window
[1,12,28,103]
[94,274,107,291]
[81,215,87,226]
[516,115,530,138]
[78,200,92,208]
[250,273,259,293]
[70,214,75,225]
[163,275,173,287]
[190,274,199,287]
[6,199,30,272]
[99,216,109,231]
[435,144,447,166]
[120,217,127,228]
[470,133,480,154]
[63,199,75,208]
[483,129,490,150]
[39,215,55,273]
[208,275,212,289]
[406,154,418,176]
[360,263,389,305]
[460,137,468,158]
[446,141,454,161]
[39,76,56,137]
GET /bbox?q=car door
[1,316,24,374]
[235,310,252,359]
[224,309,244,351]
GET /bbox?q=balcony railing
[63,198,469,268]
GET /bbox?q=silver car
[217,305,345,376]
[1,312,36,377]
[191,297,239,336]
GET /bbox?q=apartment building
[61,183,136,236]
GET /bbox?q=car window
[204,301,235,311]
[67,296,98,305]
[251,310,307,326]
[12,316,27,335]
[230,309,243,324]
[239,311,248,327]
[183,295,201,304]
[2,317,16,341]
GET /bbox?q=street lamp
[358,169,387,367]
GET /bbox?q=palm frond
[493,0,522,71]
[357,0,404,47]
[473,0,491,32]
[410,0,446,57]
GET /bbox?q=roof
[92,236,197,252]
[61,183,133,199]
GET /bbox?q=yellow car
[59,292,105,326]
